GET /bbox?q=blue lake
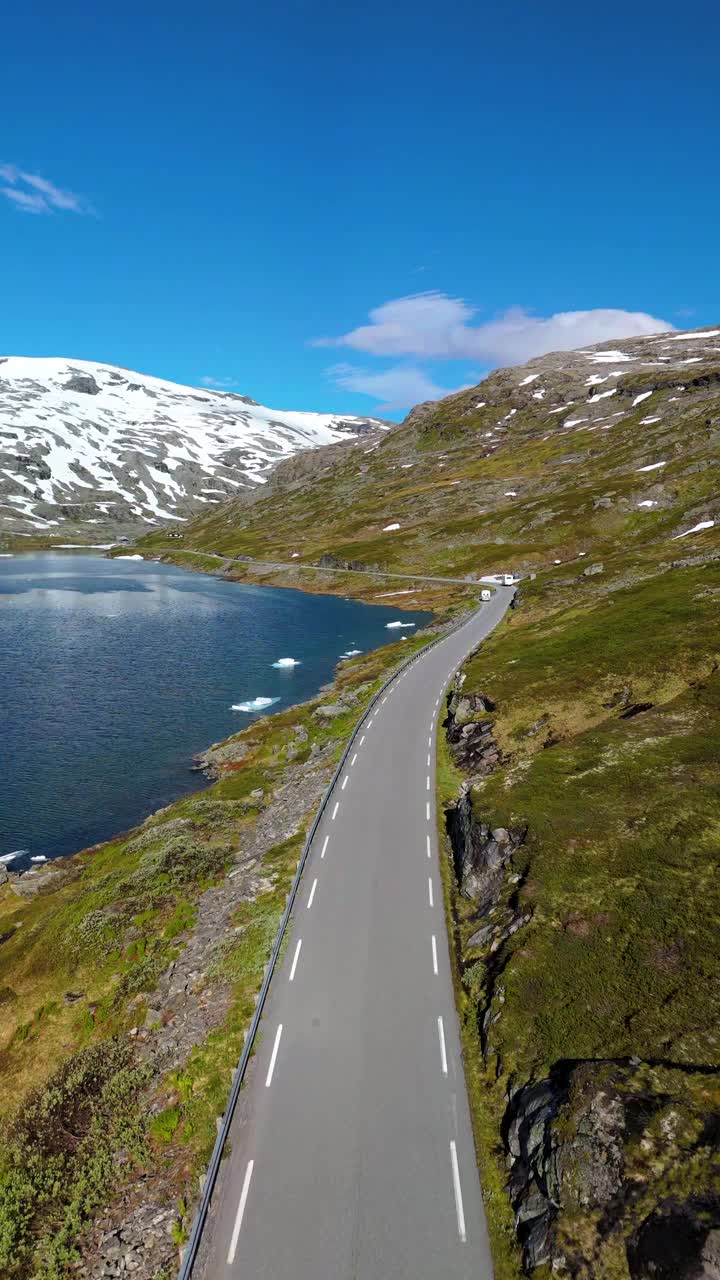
[0,554,430,867]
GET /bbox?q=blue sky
[2,0,718,419]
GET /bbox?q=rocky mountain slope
[0,356,386,537]
[149,323,720,576]
[142,323,720,1280]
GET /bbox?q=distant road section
[154,546,507,589]
[197,586,514,1278]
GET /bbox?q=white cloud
[316,292,674,365]
[0,164,91,215]
[326,361,467,412]
[200,375,239,389]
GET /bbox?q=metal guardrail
[177,601,489,1278]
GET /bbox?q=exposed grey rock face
[444,685,503,775]
[0,356,387,536]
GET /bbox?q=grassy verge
[436,728,524,1280]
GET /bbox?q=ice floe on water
[340,648,362,657]
[0,850,28,863]
[272,657,300,668]
[31,855,47,863]
[386,621,416,629]
[231,696,280,712]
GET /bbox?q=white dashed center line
[367,718,373,728]
[226,1160,254,1264]
[351,753,358,766]
[437,1015,448,1074]
[431,934,438,975]
[341,775,348,791]
[426,833,431,858]
[307,878,318,909]
[426,775,431,790]
[427,753,431,768]
[332,802,339,820]
[359,735,365,746]
[265,1024,283,1087]
[450,1141,467,1242]
[426,801,431,821]
[321,835,329,859]
[428,877,434,907]
[289,939,302,981]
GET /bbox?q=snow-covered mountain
[0,357,387,536]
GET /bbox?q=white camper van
[481,589,492,601]
[502,574,517,586]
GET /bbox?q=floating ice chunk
[30,855,47,862]
[0,850,28,862]
[340,649,362,657]
[272,658,300,668]
[673,520,715,539]
[386,621,416,629]
[637,461,666,472]
[632,391,653,407]
[383,522,400,531]
[231,696,280,712]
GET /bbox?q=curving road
[198,586,514,1279]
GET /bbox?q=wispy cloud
[0,164,92,215]
[200,375,239,389]
[326,362,467,412]
[315,292,674,365]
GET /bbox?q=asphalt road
[170,547,506,589]
[199,586,514,1279]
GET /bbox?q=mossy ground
[441,558,720,1276]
